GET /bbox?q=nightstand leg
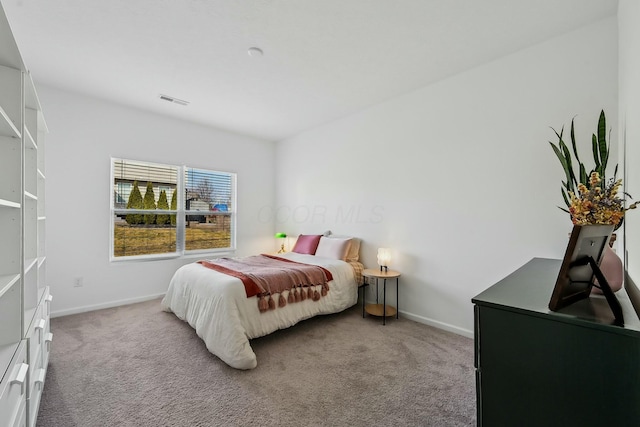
[361,284,365,318]
[383,278,387,325]
[396,277,399,319]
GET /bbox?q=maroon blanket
[198,255,333,312]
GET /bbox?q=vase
[592,245,624,294]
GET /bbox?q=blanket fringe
[258,295,269,312]
[258,282,330,312]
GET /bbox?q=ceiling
[2,0,618,141]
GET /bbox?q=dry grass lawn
[114,224,231,257]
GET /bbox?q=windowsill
[181,250,236,260]
[110,249,236,263]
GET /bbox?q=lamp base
[380,265,388,272]
[277,244,286,254]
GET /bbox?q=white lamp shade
[377,248,391,267]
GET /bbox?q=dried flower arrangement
[569,171,638,226]
[549,110,636,229]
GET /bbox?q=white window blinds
[111,158,236,259]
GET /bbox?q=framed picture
[549,224,623,325]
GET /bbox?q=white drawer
[43,291,52,319]
[41,331,52,370]
[27,302,45,400]
[0,341,28,426]
[27,307,45,368]
[12,397,26,427]
[41,291,52,370]
[27,369,45,427]
[26,346,42,403]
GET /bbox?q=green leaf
[561,188,571,208]
[579,164,587,185]
[598,110,607,173]
[570,118,581,163]
[592,134,601,170]
[550,125,564,141]
[549,142,574,193]
[598,110,609,180]
[560,139,577,188]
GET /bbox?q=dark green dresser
[472,258,640,427]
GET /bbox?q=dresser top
[472,258,640,335]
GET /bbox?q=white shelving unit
[0,4,51,427]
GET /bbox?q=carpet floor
[37,299,476,426]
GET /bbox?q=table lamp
[377,248,391,272]
[275,232,287,253]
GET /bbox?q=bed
[160,234,363,369]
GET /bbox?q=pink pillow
[314,237,351,261]
[292,234,322,254]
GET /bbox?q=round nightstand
[362,268,401,325]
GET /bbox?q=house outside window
[111,158,236,260]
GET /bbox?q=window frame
[110,157,237,262]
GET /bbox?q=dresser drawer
[12,397,26,427]
[41,330,52,372]
[41,290,52,370]
[27,292,51,427]
[27,305,45,374]
[27,368,45,427]
[0,341,28,425]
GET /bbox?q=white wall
[274,18,618,335]
[38,86,276,316]
[619,1,640,284]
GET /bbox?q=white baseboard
[55,294,474,339]
[400,310,474,339]
[363,296,473,338]
[51,293,166,318]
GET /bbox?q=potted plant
[549,110,638,292]
[549,110,637,228]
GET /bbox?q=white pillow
[314,237,351,261]
[326,233,360,262]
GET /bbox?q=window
[111,158,236,260]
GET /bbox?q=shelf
[24,73,42,111]
[365,303,397,317]
[0,198,20,208]
[37,286,46,305]
[0,342,19,383]
[0,273,20,298]
[0,11,23,70]
[0,133,21,204]
[24,127,37,150]
[0,5,50,419]
[23,306,37,331]
[0,104,20,138]
[24,258,37,274]
[0,277,21,382]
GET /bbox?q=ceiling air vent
[159,94,189,106]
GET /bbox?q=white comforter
[160,252,358,369]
